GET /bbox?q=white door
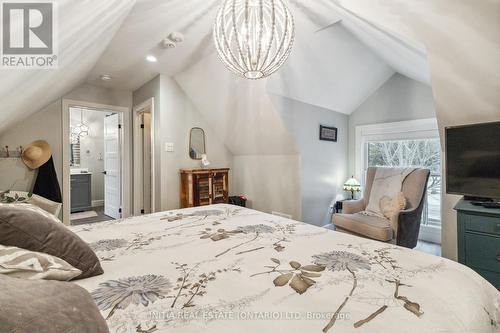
[104,113,122,219]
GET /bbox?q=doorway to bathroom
[62,100,131,225]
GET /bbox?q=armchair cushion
[334,213,393,242]
[342,199,366,214]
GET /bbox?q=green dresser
[454,199,500,289]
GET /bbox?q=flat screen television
[446,121,500,200]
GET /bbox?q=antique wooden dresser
[180,168,230,208]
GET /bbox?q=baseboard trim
[92,200,104,207]
[272,211,293,219]
[419,225,441,244]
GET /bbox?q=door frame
[132,98,155,215]
[62,99,131,225]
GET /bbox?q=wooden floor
[71,206,115,226]
[415,240,442,256]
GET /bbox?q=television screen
[446,121,500,200]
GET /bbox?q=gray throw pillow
[0,274,109,333]
[0,203,103,279]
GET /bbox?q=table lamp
[343,176,361,200]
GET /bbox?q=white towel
[364,167,416,218]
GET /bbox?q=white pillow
[0,244,81,281]
[1,191,61,217]
[0,203,61,225]
[28,194,62,217]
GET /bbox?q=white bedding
[71,205,500,333]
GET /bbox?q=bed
[71,204,499,333]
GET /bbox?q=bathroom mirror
[189,128,206,160]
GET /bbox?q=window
[356,119,441,243]
[366,139,441,227]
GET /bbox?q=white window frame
[355,118,441,244]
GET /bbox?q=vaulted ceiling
[0,0,435,133]
[0,0,135,132]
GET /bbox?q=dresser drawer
[465,214,500,236]
[465,233,500,273]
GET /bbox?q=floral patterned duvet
[71,205,499,333]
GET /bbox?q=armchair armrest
[396,207,424,249]
[342,199,365,214]
[399,207,418,216]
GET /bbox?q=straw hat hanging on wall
[21,140,52,170]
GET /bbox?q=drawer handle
[497,254,500,262]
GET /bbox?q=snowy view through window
[367,139,441,228]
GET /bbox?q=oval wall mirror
[189,127,206,160]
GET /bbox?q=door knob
[102,171,107,175]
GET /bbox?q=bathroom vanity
[71,169,92,213]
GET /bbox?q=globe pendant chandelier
[213,0,295,80]
[71,109,89,141]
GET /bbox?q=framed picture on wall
[319,125,338,142]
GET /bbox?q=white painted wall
[348,73,437,175]
[0,100,62,192]
[133,75,234,212]
[271,95,349,226]
[267,20,394,114]
[232,155,302,220]
[175,54,298,156]
[65,84,133,109]
[159,75,234,211]
[174,53,302,219]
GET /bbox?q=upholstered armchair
[333,167,430,249]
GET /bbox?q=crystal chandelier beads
[213,0,295,79]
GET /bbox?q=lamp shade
[343,176,361,193]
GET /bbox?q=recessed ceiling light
[100,74,112,81]
[146,55,158,62]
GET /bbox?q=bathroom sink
[70,168,90,175]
